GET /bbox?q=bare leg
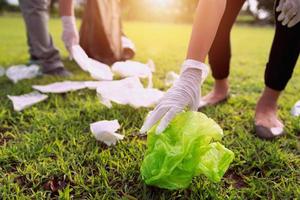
[186,0,226,62]
[200,78,229,107]
[255,0,299,139]
[201,0,245,107]
[255,87,283,129]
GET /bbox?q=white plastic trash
[165,71,179,87]
[71,45,113,81]
[33,81,87,94]
[0,66,5,77]
[6,64,41,83]
[8,92,48,112]
[90,120,124,146]
[291,100,300,117]
[112,59,155,88]
[122,36,136,52]
[96,77,164,108]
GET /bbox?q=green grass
[0,15,300,199]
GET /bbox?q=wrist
[61,16,76,30]
[181,59,209,83]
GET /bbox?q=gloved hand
[140,59,209,135]
[61,16,79,56]
[277,0,300,27]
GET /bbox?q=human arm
[141,0,227,134]
[59,0,79,55]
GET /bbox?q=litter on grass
[96,77,164,108]
[84,81,102,90]
[33,81,87,94]
[71,45,113,81]
[90,120,124,146]
[6,64,41,83]
[164,71,179,87]
[0,66,5,77]
[8,92,48,112]
[112,60,155,88]
[141,112,234,190]
[291,100,300,117]
[122,36,136,52]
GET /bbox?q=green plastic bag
[140,112,234,190]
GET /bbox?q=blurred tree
[0,0,8,14]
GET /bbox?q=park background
[0,0,300,199]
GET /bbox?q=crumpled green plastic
[140,111,234,190]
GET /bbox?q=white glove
[277,0,300,27]
[61,16,79,56]
[140,59,209,135]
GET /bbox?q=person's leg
[255,0,300,139]
[19,0,66,74]
[200,0,246,107]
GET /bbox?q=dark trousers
[208,0,300,91]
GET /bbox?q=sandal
[254,125,286,140]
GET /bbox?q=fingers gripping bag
[140,112,234,190]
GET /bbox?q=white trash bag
[71,45,113,81]
[112,59,155,88]
[6,65,41,83]
[90,120,124,146]
[291,100,300,117]
[8,92,48,112]
[33,81,87,94]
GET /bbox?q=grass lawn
[0,15,300,199]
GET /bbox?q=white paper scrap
[8,92,48,112]
[112,60,155,88]
[90,120,124,146]
[33,81,87,93]
[6,65,41,83]
[84,81,103,90]
[291,100,300,117]
[122,36,136,52]
[96,77,164,108]
[71,45,113,81]
[165,71,179,87]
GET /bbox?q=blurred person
[198,0,299,139]
[59,0,135,65]
[19,0,72,76]
[141,0,300,140]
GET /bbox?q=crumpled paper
[165,71,179,87]
[112,60,155,88]
[0,66,5,77]
[96,77,164,108]
[291,100,300,117]
[6,65,41,83]
[8,92,48,112]
[71,45,113,81]
[90,120,124,146]
[33,81,87,93]
[122,36,136,52]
